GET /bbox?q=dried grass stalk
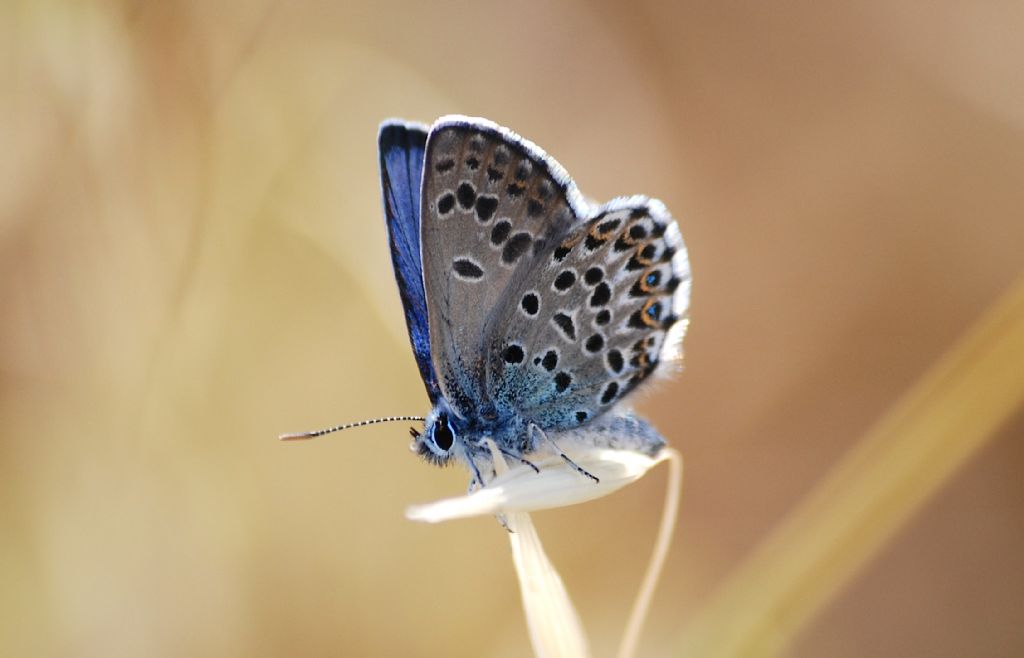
[680,274,1024,657]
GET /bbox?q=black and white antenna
[279,416,427,441]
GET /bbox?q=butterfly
[284,116,691,487]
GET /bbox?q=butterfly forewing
[420,117,584,416]
[378,121,440,401]
[485,197,691,430]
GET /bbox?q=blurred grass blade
[680,273,1024,657]
[489,441,591,658]
[617,448,683,658]
[506,511,591,658]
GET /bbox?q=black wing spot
[576,411,588,423]
[553,244,572,262]
[465,156,480,170]
[629,224,648,240]
[452,258,484,280]
[507,182,526,197]
[584,334,605,353]
[553,270,576,291]
[436,158,455,173]
[554,371,572,393]
[552,313,576,340]
[515,162,531,181]
[541,350,558,371]
[607,349,624,373]
[475,195,498,222]
[437,192,455,215]
[491,220,512,245]
[633,337,651,353]
[487,167,503,182]
[585,234,607,250]
[502,232,532,264]
[527,198,544,217]
[600,381,619,404]
[590,282,611,307]
[502,344,525,364]
[456,182,476,209]
[595,309,611,326]
[597,218,622,234]
[521,292,539,316]
[584,267,604,285]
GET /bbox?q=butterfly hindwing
[485,197,691,430]
[378,120,440,402]
[420,116,585,416]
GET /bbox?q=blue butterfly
[287,116,691,487]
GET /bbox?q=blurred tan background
[2,1,1023,656]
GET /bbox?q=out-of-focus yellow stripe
[680,273,1024,658]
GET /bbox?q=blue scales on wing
[378,120,441,402]
[485,197,692,431]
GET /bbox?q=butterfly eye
[433,414,455,452]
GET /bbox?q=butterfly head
[413,404,462,466]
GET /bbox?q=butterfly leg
[529,424,600,483]
[465,454,486,491]
[471,439,541,474]
[463,445,516,531]
[508,451,541,475]
[465,475,513,531]
[495,513,514,533]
